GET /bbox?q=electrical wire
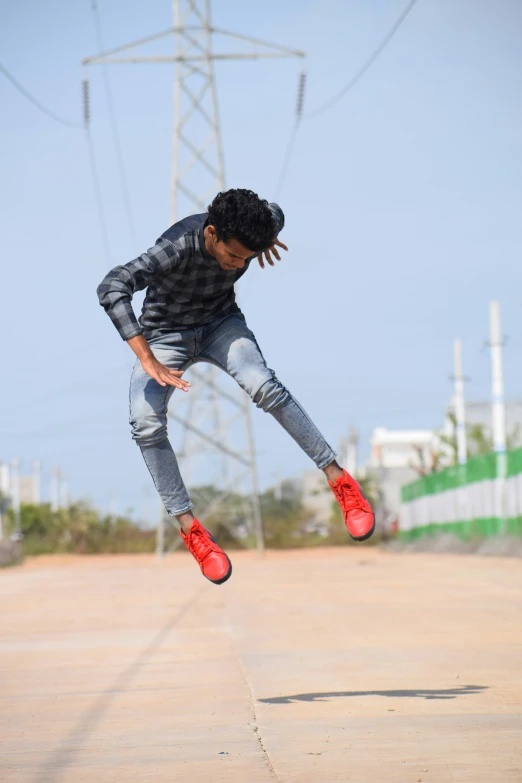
[0,61,82,129]
[273,0,420,198]
[83,79,113,264]
[305,0,419,120]
[0,61,112,265]
[89,0,137,245]
[86,126,113,264]
[275,72,306,201]
[275,123,300,203]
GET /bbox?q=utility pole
[50,467,60,513]
[489,300,507,533]
[339,427,358,477]
[83,1,304,557]
[489,302,506,454]
[452,339,467,465]
[346,426,358,476]
[0,462,9,540]
[59,470,69,510]
[32,460,41,505]
[156,502,166,558]
[143,486,151,528]
[11,457,21,538]
[451,339,470,527]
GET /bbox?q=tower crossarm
[82,27,305,67]
[169,412,252,467]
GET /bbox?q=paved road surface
[1,548,521,782]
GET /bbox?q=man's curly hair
[207,189,275,253]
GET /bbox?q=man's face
[206,225,255,271]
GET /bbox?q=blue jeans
[129,313,335,515]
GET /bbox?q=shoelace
[333,477,362,509]
[186,527,215,561]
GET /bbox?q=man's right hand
[126,335,191,391]
[141,357,191,391]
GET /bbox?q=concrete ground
[1,548,521,783]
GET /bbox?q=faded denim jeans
[129,313,335,515]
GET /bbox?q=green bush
[2,503,155,556]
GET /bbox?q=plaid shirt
[97,204,284,341]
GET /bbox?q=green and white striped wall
[400,447,522,539]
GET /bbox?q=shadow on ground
[258,685,487,705]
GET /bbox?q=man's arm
[96,238,181,342]
[97,238,191,390]
[127,335,190,391]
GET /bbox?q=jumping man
[97,189,374,584]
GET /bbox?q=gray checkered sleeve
[97,238,182,341]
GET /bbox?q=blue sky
[1,0,521,522]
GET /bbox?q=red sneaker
[328,469,375,541]
[180,518,232,585]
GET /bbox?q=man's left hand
[257,238,288,269]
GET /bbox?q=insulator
[296,72,306,119]
[82,79,90,126]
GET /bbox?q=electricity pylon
[83,1,304,556]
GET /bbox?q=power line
[0,61,113,264]
[305,0,420,120]
[89,0,137,245]
[85,128,113,264]
[275,72,306,201]
[83,79,113,264]
[0,62,82,129]
[273,0,420,197]
[0,61,113,271]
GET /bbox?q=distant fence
[400,447,522,539]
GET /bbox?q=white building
[365,427,447,517]
[369,427,443,471]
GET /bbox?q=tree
[409,444,444,477]
[441,412,521,465]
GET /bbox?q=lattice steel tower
[84,1,304,555]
